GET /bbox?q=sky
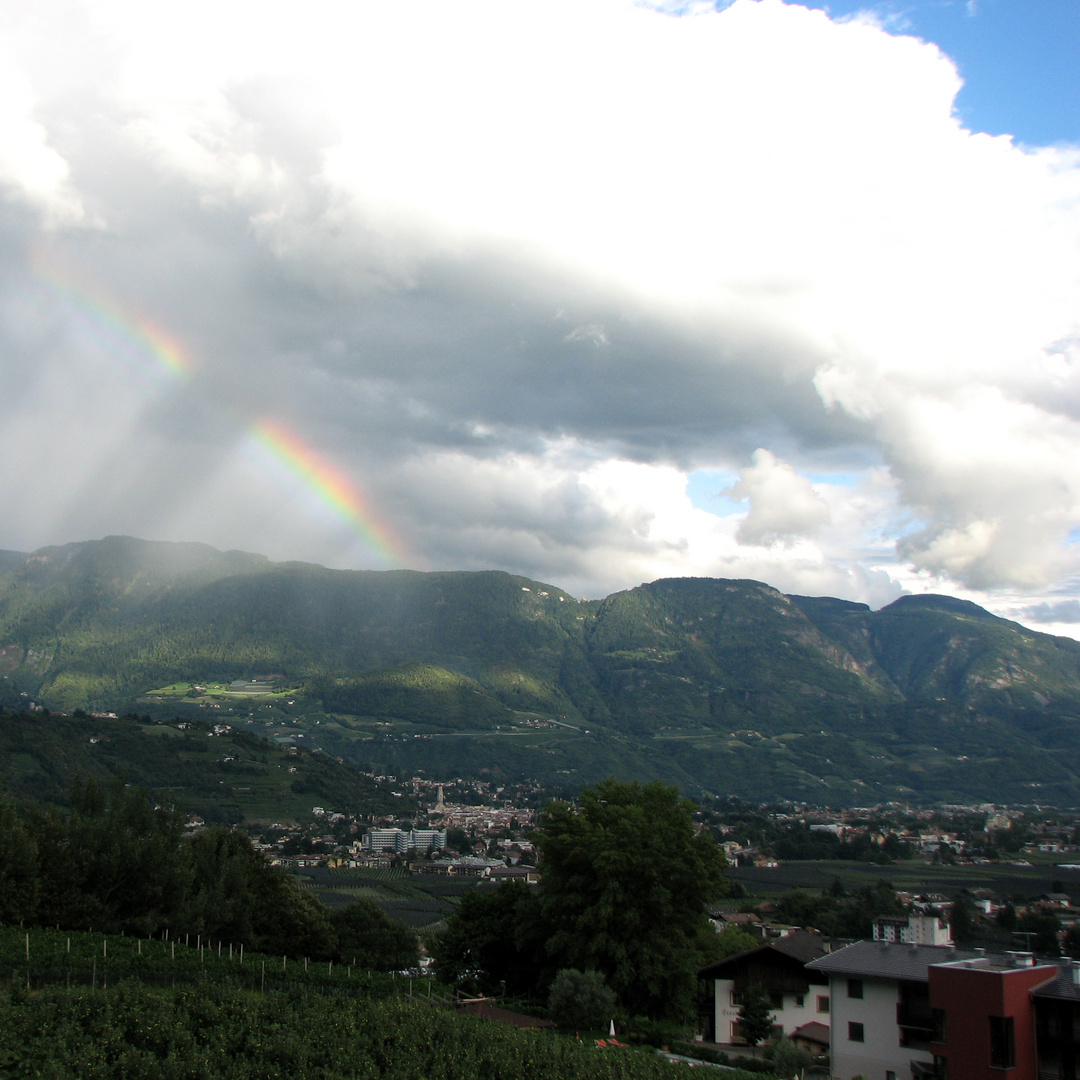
[1,0,1079,637]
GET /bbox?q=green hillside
[0,707,409,823]
[3,536,1080,804]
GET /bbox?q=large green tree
[547,968,618,1032]
[28,776,190,934]
[329,899,419,970]
[429,881,548,997]
[183,826,334,959]
[0,792,39,923]
[535,778,728,1021]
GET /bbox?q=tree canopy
[0,779,416,968]
[427,881,547,997]
[535,778,729,1020]
[547,968,618,1032]
[736,986,776,1050]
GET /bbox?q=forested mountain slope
[3,536,1080,804]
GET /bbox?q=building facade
[808,942,980,1080]
[873,914,953,947]
[362,828,447,854]
[929,953,1057,1080]
[699,930,830,1045]
[809,942,1080,1080]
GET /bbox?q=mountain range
[3,535,1080,805]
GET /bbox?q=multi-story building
[362,828,447,854]
[807,941,980,1080]
[929,952,1058,1080]
[1033,960,1080,1080]
[809,942,1080,1080]
[873,913,953,947]
[699,930,830,1045]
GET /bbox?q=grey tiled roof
[1032,962,1080,1001]
[772,929,831,964]
[806,941,981,981]
[699,929,827,977]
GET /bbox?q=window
[794,995,805,1008]
[817,995,830,1014]
[769,992,784,1009]
[887,1071,897,1080]
[848,978,864,1000]
[932,1009,947,1043]
[934,1056,949,1080]
[848,1022,865,1043]
[989,1016,1015,1069]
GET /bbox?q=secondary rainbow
[33,250,196,384]
[33,251,407,567]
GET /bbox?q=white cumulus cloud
[0,0,1076,632]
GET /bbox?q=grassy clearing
[144,682,299,702]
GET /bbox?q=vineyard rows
[0,924,401,998]
[0,980,708,1080]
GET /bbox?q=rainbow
[32,251,408,567]
[33,251,197,386]
[249,418,406,566]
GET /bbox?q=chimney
[1070,961,1080,987]
[1006,952,1034,968]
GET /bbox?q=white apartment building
[362,828,447,854]
[807,942,978,1080]
[872,913,953,947]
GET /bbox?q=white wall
[712,978,831,1044]
[827,974,933,1080]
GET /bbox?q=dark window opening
[848,1021,865,1043]
[932,1009,946,1043]
[989,1016,1015,1070]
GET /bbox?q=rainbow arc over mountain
[34,254,407,567]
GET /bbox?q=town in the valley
[226,770,1080,1080]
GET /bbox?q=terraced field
[295,867,479,926]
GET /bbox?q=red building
[929,953,1059,1080]
[808,944,1080,1080]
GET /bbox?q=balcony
[897,1004,934,1052]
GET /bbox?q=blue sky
[794,0,1079,144]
